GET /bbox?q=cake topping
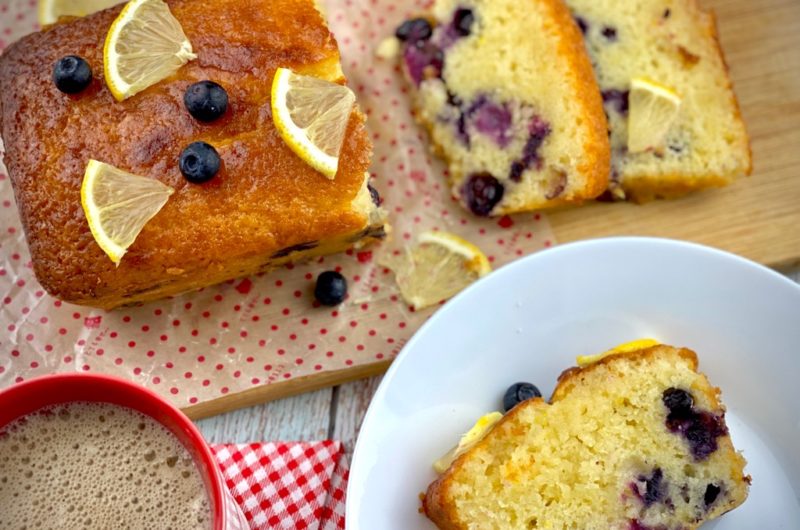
[271,68,356,179]
[53,55,93,94]
[627,78,682,153]
[179,142,220,183]
[462,173,504,216]
[576,338,660,366]
[81,160,175,265]
[662,387,728,460]
[503,382,542,412]
[103,0,196,101]
[184,81,229,122]
[314,271,348,306]
[432,412,503,474]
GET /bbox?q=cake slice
[0,0,384,309]
[566,0,752,201]
[394,0,610,216]
[424,344,750,530]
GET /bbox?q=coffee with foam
[0,402,212,529]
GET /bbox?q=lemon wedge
[385,231,491,310]
[576,338,660,367]
[271,67,356,179]
[103,0,196,101]
[627,78,682,153]
[81,160,174,265]
[433,412,503,473]
[38,0,120,25]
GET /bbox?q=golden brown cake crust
[0,0,377,308]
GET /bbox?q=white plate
[347,237,800,530]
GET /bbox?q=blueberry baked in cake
[394,0,610,216]
[566,0,751,201]
[424,343,750,530]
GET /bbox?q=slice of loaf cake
[424,344,750,530]
[395,0,610,216]
[566,0,751,201]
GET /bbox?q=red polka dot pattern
[0,0,555,408]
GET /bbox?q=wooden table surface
[198,269,800,458]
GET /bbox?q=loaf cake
[424,344,750,529]
[394,0,610,216]
[567,0,751,201]
[0,0,384,309]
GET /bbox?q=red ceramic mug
[0,373,249,529]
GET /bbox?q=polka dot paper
[0,0,556,410]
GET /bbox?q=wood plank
[549,0,800,269]
[182,359,390,421]
[331,376,384,458]
[196,387,333,443]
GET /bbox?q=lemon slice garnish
[81,160,174,264]
[433,412,503,473]
[103,0,196,101]
[271,67,356,179]
[385,231,491,310]
[627,78,682,153]
[38,0,120,25]
[576,338,660,367]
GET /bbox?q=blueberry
[602,89,630,114]
[471,98,513,147]
[574,16,589,35]
[184,81,228,122]
[453,8,475,36]
[52,55,92,94]
[638,468,666,507]
[179,141,220,183]
[662,388,694,415]
[395,18,433,43]
[602,26,617,41]
[368,183,382,206]
[402,42,444,85]
[462,173,504,216]
[704,483,721,507]
[314,271,348,306]
[503,382,542,412]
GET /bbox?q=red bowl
[0,373,247,529]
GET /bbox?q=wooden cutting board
[549,0,800,270]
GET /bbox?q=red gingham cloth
[211,441,349,530]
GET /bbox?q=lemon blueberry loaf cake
[424,343,750,530]
[394,0,610,216]
[567,0,751,201]
[0,0,384,309]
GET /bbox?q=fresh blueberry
[184,81,228,122]
[368,183,382,206]
[704,483,721,507]
[179,141,221,183]
[314,271,348,306]
[602,26,618,41]
[52,55,92,94]
[453,8,475,36]
[395,18,433,42]
[503,382,542,412]
[462,173,504,216]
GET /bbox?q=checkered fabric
[211,442,350,530]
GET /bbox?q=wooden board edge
[181,359,392,420]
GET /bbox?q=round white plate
[347,237,800,530]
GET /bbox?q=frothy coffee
[0,402,212,529]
